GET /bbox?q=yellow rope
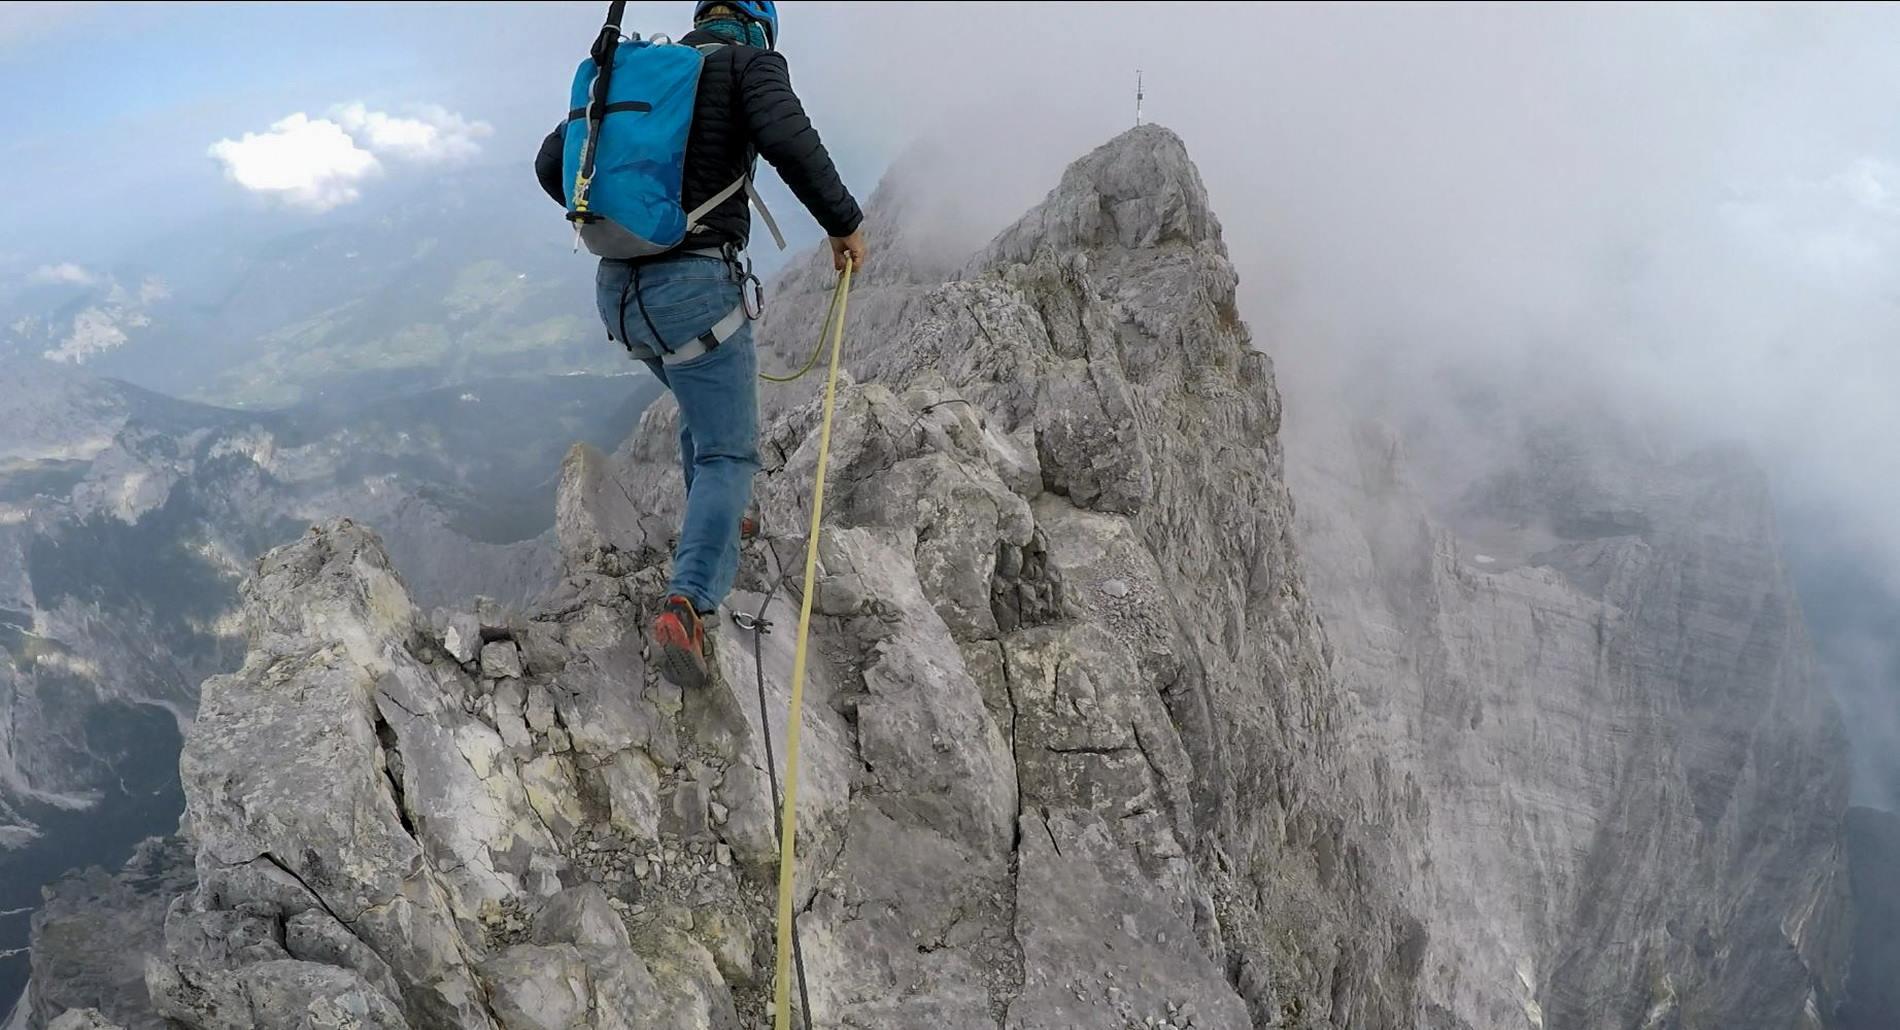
[773,258,852,1030]
[759,270,844,383]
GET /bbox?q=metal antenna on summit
[1135,69,1145,126]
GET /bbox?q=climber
[535,0,868,690]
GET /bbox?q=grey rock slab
[1005,810,1249,1030]
[162,902,290,968]
[373,661,569,918]
[530,884,632,951]
[146,959,411,1030]
[441,611,483,665]
[519,622,569,677]
[523,684,555,733]
[478,946,593,1030]
[481,641,525,680]
[1003,621,1196,911]
[624,927,741,1030]
[518,754,585,843]
[601,749,663,843]
[554,443,670,571]
[283,910,405,1010]
[494,681,532,751]
[551,643,659,759]
[706,589,856,886]
[178,522,509,1029]
[798,804,1012,1029]
[819,527,1018,857]
[482,943,711,1030]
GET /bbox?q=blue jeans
[596,255,759,614]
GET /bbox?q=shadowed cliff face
[1841,806,1900,1029]
[13,126,1854,1030]
[1289,379,1850,1027]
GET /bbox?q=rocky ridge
[13,125,1858,1030]
[100,126,1419,1029]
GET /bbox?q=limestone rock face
[21,124,1852,1030]
[1288,407,1851,1028]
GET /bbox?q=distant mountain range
[1,164,624,410]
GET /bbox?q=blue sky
[0,2,1198,273]
[1,4,500,247]
[0,2,913,264]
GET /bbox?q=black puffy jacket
[535,29,862,251]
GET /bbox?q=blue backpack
[562,0,784,259]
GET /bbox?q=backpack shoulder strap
[685,178,747,225]
[684,177,788,251]
[743,179,788,251]
[680,39,788,251]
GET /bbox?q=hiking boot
[650,595,712,689]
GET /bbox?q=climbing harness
[613,247,761,364]
[735,258,853,1029]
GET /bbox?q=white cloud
[208,113,381,212]
[42,307,129,364]
[1832,157,1900,215]
[333,102,493,164]
[29,262,94,285]
[209,103,492,211]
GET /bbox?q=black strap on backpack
[571,0,628,222]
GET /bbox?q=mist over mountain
[1785,520,1900,813]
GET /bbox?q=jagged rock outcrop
[0,366,645,866]
[0,367,657,1019]
[17,125,1858,1030]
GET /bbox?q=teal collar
[696,17,768,49]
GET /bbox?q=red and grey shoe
[740,515,759,540]
[650,595,712,689]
